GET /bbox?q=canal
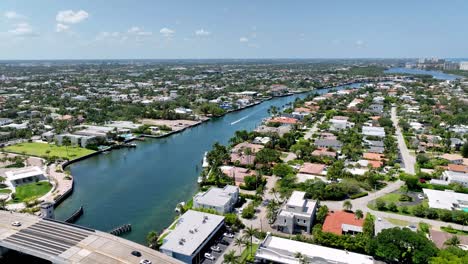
[54,83,362,243]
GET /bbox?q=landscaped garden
[5,142,95,160]
[10,181,52,203]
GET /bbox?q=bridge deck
[0,211,181,264]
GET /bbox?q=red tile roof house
[322,211,364,236]
[299,163,326,176]
[230,142,264,166]
[268,116,299,125]
[311,148,337,159]
[230,153,256,166]
[220,166,256,186]
[231,142,264,154]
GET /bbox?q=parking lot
[199,235,234,264]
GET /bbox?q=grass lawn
[5,142,95,160]
[386,218,410,226]
[10,181,52,203]
[239,243,259,263]
[441,226,468,236]
[0,188,12,194]
[378,193,401,204]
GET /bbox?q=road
[391,106,416,175]
[304,115,326,140]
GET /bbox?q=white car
[204,253,215,261]
[418,194,424,199]
[223,232,234,238]
[139,259,151,264]
[210,246,221,252]
[11,221,21,227]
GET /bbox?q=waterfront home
[193,185,239,214]
[4,166,45,187]
[220,166,256,186]
[160,210,225,264]
[252,136,271,145]
[276,191,317,234]
[231,142,264,154]
[55,133,97,148]
[267,116,299,125]
[423,189,468,211]
[322,210,364,236]
[255,124,292,136]
[255,234,375,264]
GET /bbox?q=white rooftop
[160,210,224,256]
[287,191,307,208]
[5,166,43,181]
[256,235,374,264]
[362,126,386,137]
[194,185,238,207]
[423,189,468,210]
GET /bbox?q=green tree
[272,163,294,178]
[146,230,159,249]
[444,236,460,247]
[315,205,329,224]
[461,142,468,158]
[223,250,239,264]
[355,209,363,220]
[370,227,438,264]
[343,200,353,212]
[387,202,398,212]
[243,226,258,257]
[375,198,386,211]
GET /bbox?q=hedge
[350,192,368,199]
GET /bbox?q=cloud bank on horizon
[0,0,467,59]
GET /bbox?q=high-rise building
[460,61,468,71]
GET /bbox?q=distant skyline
[1,0,467,60]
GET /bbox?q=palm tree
[234,237,245,253]
[266,200,280,224]
[294,252,309,264]
[223,250,239,264]
[243,226,258,256]
[444,235,460,246]
[343,200,352,212]
[146,230,159,249]
[355,209,363,220]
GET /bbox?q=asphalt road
[391,106,416,175]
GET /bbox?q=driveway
[304,116,326,140]
[391,106,416,175]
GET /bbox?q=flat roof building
[193,185,239,214]
[160,210,225,264]
[276,191,317,234]
[362,126,386,138]
[423,189,468,211]
[4,166,45,187]
[255,233,375,264]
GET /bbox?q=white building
[4,166,45,187]
[460,61,468,71]
[330,118,355,131]
[160,210,225,264]
[430,171,468,187]
[193,185,239,214]
[255,234,375,264]
[55,134,96,148]
[423,189,468,211]
[276,191,317,234]
[362,126,386,138]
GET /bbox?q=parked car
[131,251,141,257]
[218,239,229,246]
[204,253,215,261]
[11,221,21,227]
[417,194,424,199]
[261,199,270,206]
[139,260,151,264]
[210,246,221,252]
[223,232,234,238]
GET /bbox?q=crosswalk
[4,219,93,256]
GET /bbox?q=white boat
[197,177,203,184]
[202,152,209,168]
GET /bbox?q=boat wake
[231,115,250,125]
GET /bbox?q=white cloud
[128,26,152,36]
[239,37,249,43]
[56,23,70,33]
[4,11,25,19]
[9,22,35,36]
[56,10,89,24]
[160,27,175,38]
[195,29,211,36]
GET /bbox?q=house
[362,126,386,138]
[231,142,264,154]
[431,170,468,187]
[363,152,385,162]
[423,189,468,211]
[366,104,384,115]
[429,229,468,249]
[314,139,343,150]
[252,137,271,145]
[299,163,326,176]
[330,117,355,131]
[0,118,13,126]
[160,210,225,264]
[268,116,299,125]
[322,211,364,236]
[441,153,464,165]
[220,166,255,186]
[55,134,96,148]
[255,124,292,136]
[193,185,239,214]
[311,148,337,159]
[4,166,46,187]
[255,234,375,264]
[276,191,317,234]
[448,164,468,174]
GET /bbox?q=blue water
[54,66,454,244]
[384,67,461,80]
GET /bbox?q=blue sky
[0,0,467,59]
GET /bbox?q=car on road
[11,221,21,227]
[223,232,234,238]
[261,199,270,206]
[139,259,151,264]
[131,251,142,257]
[204,253,215,261]
[417,194,424,199]
[210,246,221,252]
